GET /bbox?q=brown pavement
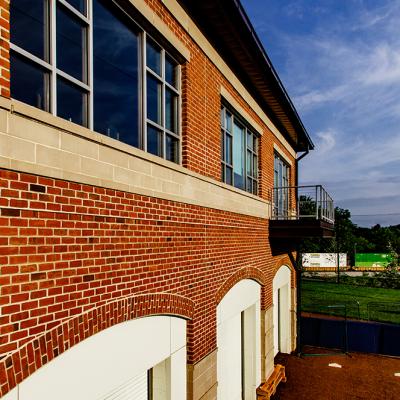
[272,347,400,400]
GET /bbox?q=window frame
[221,103,259,195]
[10,0,91,124]
[273,152,290,218]
[142,32,181,162]
[10,0,182,164]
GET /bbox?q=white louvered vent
[100,371,148,400]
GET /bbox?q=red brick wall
[0,169,295,395]
[0,170,294,389]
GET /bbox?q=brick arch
[215,266,266,306]
[273,256,296,287]
[0,293,194,398]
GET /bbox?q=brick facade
[0,0,299,397]
[0,169,293,397]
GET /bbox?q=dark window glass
[253,154,258,177]
[147,125,162,157]
[165,56,177,88]
[65,0,86,15]
[146,40,161,76]
[11,0,49,61]
[225,134,232,165]
[57,77,87,126]
[225,111,232,132]
[147,74,162,125]
[226,166,233,185]
[10,52,49,111]
[247,178,252,193]
[57,4,87,82]
[166,134,178,162]
[253,181,257,194]
[246,150,252,175]
[93,0,139,147]
[165,88,178,133]
[221,132,224,161]
[247,131,253,151]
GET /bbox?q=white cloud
[352,0,400,31]
[315,130,336,153]
[359,44,400,85]
[241,0,400,224]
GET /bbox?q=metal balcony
[269,185,335,240]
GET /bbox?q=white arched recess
[3,316,187,400]
[217,279,261,400]
[273,265,292,356]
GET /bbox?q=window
[273,153,290,217]
[10,0,89,124]
[145,39,180,161]
[10,0,180,164]
[221,105,258,194]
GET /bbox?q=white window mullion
[58,0,90,22]
[51,0,57,116]
[142,32,147,152]
[161,48,166,160]
[244,126,248,192]
[10,44,52,71]
[88,0,93,130]
[177,64,182,164]
[56,69,90,91]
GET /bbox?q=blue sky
[241,0,400,227]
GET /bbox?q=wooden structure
[256,364,287,400]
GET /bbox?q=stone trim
[273,143,293,166]
[121,0,191,60]
[0,100,270,219]
[187,349,217,400]
[220,86,263,135]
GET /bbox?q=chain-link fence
[301,300,361,320]
[367,302,400,324]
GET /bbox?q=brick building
[0,0,334,399]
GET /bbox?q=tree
[299,207,400,268]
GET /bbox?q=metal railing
[270,185,334,224]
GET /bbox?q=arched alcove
[273,265,292,356]
[216,279,262,400]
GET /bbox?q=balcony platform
[269,218,335,240]
[268,185,335,246]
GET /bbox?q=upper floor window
[274,153,289,188]
[273,153,290,217]
[221,105,258,195]
[10,0,180,164]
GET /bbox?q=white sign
[302,253,347,268]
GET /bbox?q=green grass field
[301,280,400,324]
